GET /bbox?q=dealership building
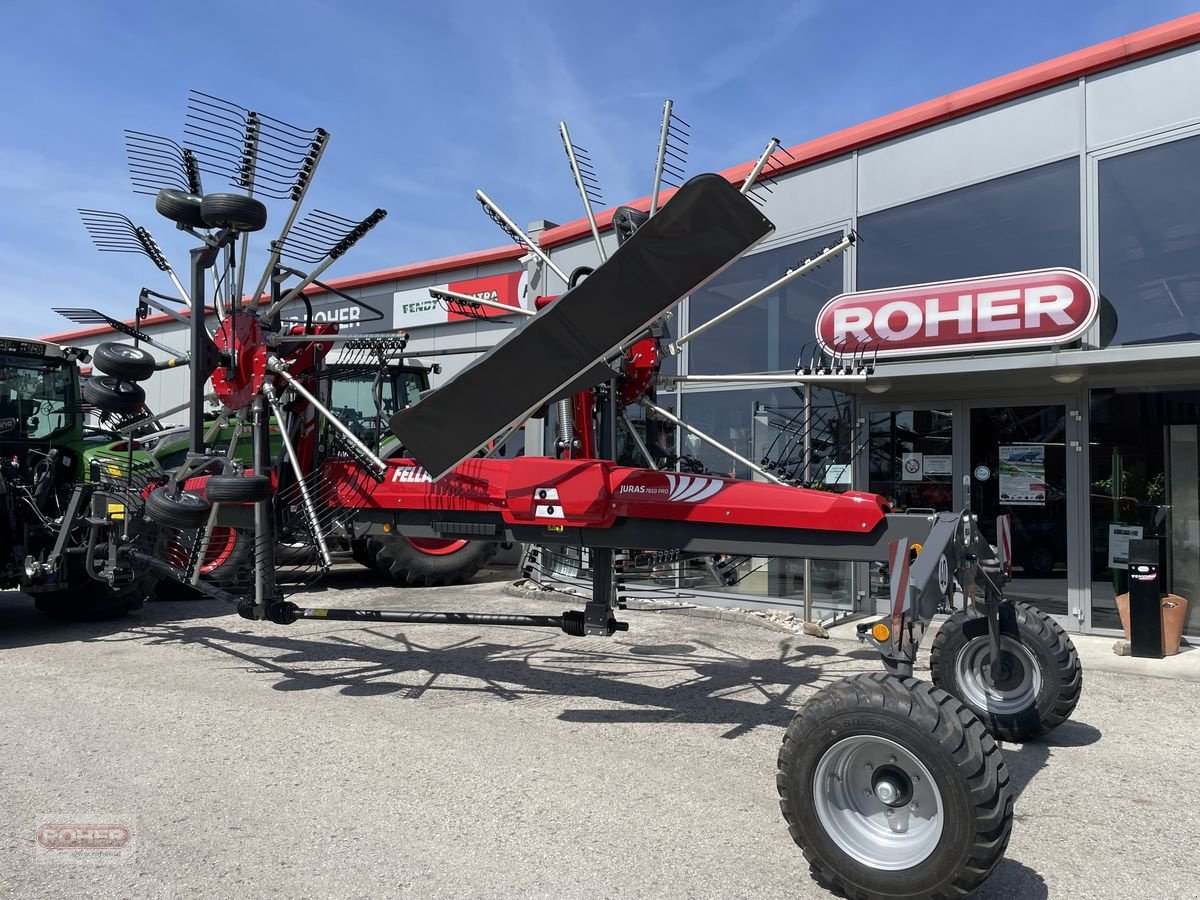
[44,14,1200,640]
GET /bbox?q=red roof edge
[42,243,526,344]
[538,12,1200,249]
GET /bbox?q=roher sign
[815,268,1098,359]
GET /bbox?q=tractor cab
[0,338,83,456]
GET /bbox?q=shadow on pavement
[103,615,871,739]
[973,858,1049,899]
[1004,718,1103,801]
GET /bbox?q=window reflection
[688,233,844,376]
[1098,135,1200,346]
[857,158,1080,291]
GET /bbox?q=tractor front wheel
[777,673,1012,900]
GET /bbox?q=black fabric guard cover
[389,173,774,478]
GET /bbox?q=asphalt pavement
[2,566,1198,899]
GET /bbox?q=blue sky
[1,0,1195,338]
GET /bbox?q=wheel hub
[956,634,1042,715]
[812,735,944,870]
[870,765,913,808]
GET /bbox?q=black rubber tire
[930,600,1082,742]
[83,376,146,416]
[93,342,156,382]
[777,673,1012,900]
[200,192,268,233]
[204,474,273,504]
[145,487,211,530]
[350,540,373,569]
[155,188,207,229]
[368,534,499,587]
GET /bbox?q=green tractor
[0,336,162,619]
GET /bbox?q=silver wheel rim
[955,635,1042,716]
[811,735,944,870]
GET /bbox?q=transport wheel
[204,474,273,504]
[155,188,207,229]
[145,487,211,530]
[930,600,1081,742]
[777,673,1012,900]
[93,342,156,382]
[200,192,268,233]
[368,533,499,587]
[83,376,146,416]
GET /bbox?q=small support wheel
[93,342,156,382]
[204,474,273,504]
[155,188,207,229]
[930,600,1082,742]
[82,376,146,415]
[200,192,268,233]
[777,673,1012,900]
[145,487,211,530]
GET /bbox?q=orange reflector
[910,543,922,556]
[383,523,392,533]
[871,623,892,642]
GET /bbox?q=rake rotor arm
[667,232,854,355]
[475,189,569,284]
[428,287,536,319]
[265,356,387,478]
[642,399,785,485]
[741,137,781,194]
[559,121,607,262]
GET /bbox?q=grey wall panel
[755,155,854,239]
[858,83,1080,214]
[1086,45,1200,148]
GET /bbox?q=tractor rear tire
[930,600,1082,742]
[145,487,211,530]
[83,376,146,416]
[155,188,207,229]
[201,193,268,233]
[368,534,498,587]
[93,342,156,382]
[204,474,273,504]
[777,673,1012,900]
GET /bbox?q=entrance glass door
[864,406,959,607]
[969,403,1074,625]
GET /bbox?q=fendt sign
[815,268,1098,359]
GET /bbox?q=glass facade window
[857,158,1080,291]
[1090,387,1200,637]
[867,409,954,513]
[677,387,856,617]
[688,232,844,376]
[1098,134,1200,347]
